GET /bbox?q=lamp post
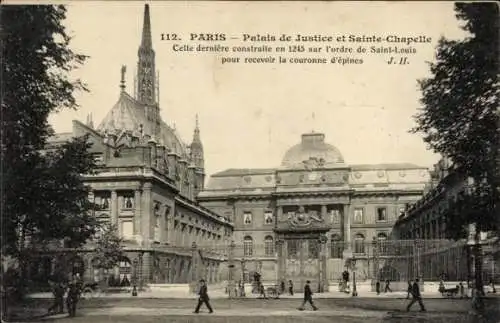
[132,258,138,296]
[352,255,358,297]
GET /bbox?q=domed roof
[281,132,344,168]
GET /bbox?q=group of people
[48,274,83,317]
[194,279,318,313]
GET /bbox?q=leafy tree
[412,2,499,239]
[1,5,94,258]
[92,223,124,286]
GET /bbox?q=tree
[1,5,95,257]
[92,223,124,286]
[412,2,499,239]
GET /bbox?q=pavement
[5,297,500,323]
[27,289,500,299]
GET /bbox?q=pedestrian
[194,279,213,314]
[288,280,294,296]
[406,280,413,299]
[406,278,426,312]
[384,280,392,293]
[66,281,79,317]
[459,282,465,298]
[342,270,349,292]
[259,281,268,299]
[280,281,285,295]
[298,280,318,311]
[376,281,381,295]
[48,280,65,314]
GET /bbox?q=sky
[46,1,468,178]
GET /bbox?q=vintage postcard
[1,1,499,322]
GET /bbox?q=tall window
[330,210,340,224]
[330,234,342,258]
[377,232,388,253]
[308,240,319,259]
[153,214,161,242]
[287,239,299,258]
[243,212,252,225]
[264,236,274,256]
[243,236,253,256]
[100,196,110,210]
[353,208,364,224]
[264,211,273,225]
[376,207,387,222]
[354,233,365,254]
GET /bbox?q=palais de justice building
[198,132,431,291]
[42,4,432,291]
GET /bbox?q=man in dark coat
[406,278,426,312]
[298,280,318,311]
[48,280,65,314]
[66,281,79,317]
[194,279,213,313]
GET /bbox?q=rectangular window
[287,240,299,258]
[353,208,364,224]
[121,221,134,239]
[121,195,134,209]
[330,210,340,224]
[308,240,319,259]
[264,211,273,225]
[377,207,387,222]
[243,212,252,225]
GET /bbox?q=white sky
[47,1,467,177]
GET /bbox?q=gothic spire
[141,4,152,50]
[137,3,156,106]
[193,114,201,143]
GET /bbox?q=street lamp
[132,258,138,296]
[352,255,358,297]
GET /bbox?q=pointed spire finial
[141,4,152,49]
[120,65,126,91]
[195,114,199,130]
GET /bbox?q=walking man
[194,279,213,314]
[288,280,294,296]
[48,280,65,314]
[66,281,79,317]
[406,278,426,312]
[298,280,318,311]
[384,280,392,293]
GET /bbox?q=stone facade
[392,157,499,283]
[35,4,233,288]
[198,132,431,290]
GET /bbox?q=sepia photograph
[1,1,499,322]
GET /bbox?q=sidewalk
[27,289,500,299]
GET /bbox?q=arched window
[354,233,365,254]
[330,234,342,258]
[264,236,274,256]
[243,236,253,257]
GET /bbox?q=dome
[281,132,344,167]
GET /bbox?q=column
[134,190,142,235]
[321,205,327,220]
[277,206,283,225]
[142,183,153,243]
[343,204,351,251]
[111,190,118,226]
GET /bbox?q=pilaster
[142,183,153,243]
[343,204,351,251]
[111,190,118,226]
[134,190,142,235]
